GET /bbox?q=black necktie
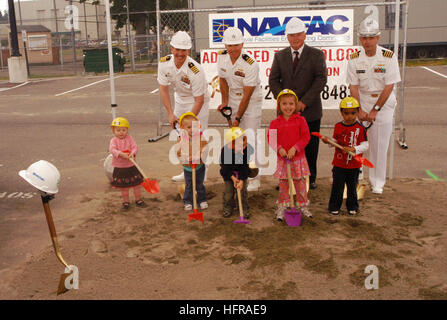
[293,51,299,73]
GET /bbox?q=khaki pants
[223,180,249,215]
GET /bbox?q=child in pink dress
[109,117,145,210]
[268,89,312,221]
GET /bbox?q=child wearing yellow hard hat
[219,127,257,218]
[268,89,312,221]
[176,112,209,211]
[322,97,369,216]
[109,117,146,210]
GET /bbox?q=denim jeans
[184,164,206,205]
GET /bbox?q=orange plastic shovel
[311,132,374,168]
[128,157,160,194]
[188,163,204,223]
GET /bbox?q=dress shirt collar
[290,46,304,60]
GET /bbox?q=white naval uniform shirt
[157,54,210,108]
[346,45,401,122]
[216,50,263,117]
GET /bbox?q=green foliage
[110,0,188,34]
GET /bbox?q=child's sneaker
[243,211,251,219]
[275,207,284,221]
[184,204,193,211]
[329,210,339,216]
[223,210,233,218]
[199,201,208,209]
[301,207,313,218]
[348,209,358,216]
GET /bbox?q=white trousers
[360,93,395,190]
[173,101,209,132]
[367,120,393,189]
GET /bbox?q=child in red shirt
[268,89,311,221]
[322,97,369,215]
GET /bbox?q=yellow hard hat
[178,112,198,126]
[276,89,298,109]
[224,127,245,144]
[339,97,360,109]
[111,117,130,128]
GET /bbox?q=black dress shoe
[309,182,317,190]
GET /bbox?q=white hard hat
[170,31,192,49]
[285,17,307,35]
[223,27,244,45]
[19,160,61,194]
[358,19,381,36]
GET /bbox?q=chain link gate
[150,0,408,178]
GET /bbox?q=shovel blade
[234,218,250,224]
[355,155,374,168]
[188,210,204,223]
[284,209,301,227]
[142,179,160,194]
[56,271,71,295]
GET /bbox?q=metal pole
[17,0,23,26]
[83,3,88,44]
[70,0,76,74]
[7,0,21,57]
[105,0,117,120]
[156,0,162,136]
[389,0,401,180]
[398,0,409,149]
[126,0,135,71]
[53,0,63,66]
[17,0,29,75]
[95,3,99,40]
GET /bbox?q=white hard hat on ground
[358,19,381,36]
[223,27,244,45]
[285,17,307,35]
[19,160,61,194]
[170,31,192,49]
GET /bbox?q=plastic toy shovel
[128,157,160,194]
[188,163,204,223]
[233,172,250,224]
[284,160,302,227]
[311,132,374,168]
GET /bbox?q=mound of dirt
[1,177,446,300]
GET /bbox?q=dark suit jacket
[269,45,327,123]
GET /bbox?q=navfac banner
[209,10,354,48]
[201,46,361,110]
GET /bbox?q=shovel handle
[236,188,244,218]
[41,196,69,268]
[128,157,148,179]
[192,165,198,210]
[286,162,295,209]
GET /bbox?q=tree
[110,0,188,36]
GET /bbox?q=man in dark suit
[269,17,327,189]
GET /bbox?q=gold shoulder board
[218,49,227,55]
[160,55,171,62]
[242,54,255,65]
[188,62,200,74]
[382,49,394,58]
[350,51,360,59]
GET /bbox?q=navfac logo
[212,19,235,43]
[212,15,350,40]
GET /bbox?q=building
[188,0,447,58]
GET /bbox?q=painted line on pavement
[425,169,445,181]
[421,66,447,79]
[54,76,122,96]
[0,81,30,92]
[150,88,159,94]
